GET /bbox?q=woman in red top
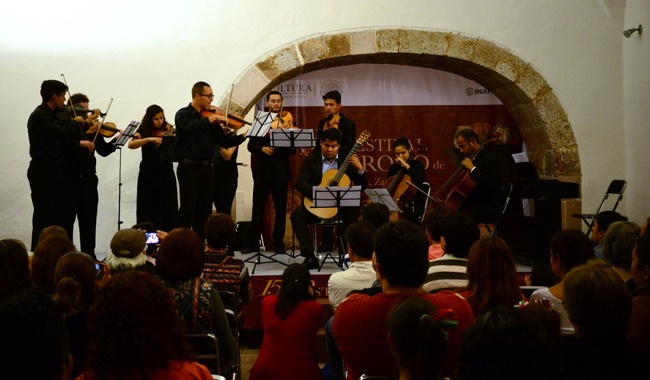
[250,263,323,380]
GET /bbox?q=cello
[384,145,426,213]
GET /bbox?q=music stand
[243,111,288,274]
[270,128,314,258]
[364,188,401,213]
[111,121,139,230]
[311,185,362,269]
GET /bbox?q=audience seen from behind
[529,229,594,336]
[156,227,237,376]
[601,220,641,291]
[0,290,73,380]
[31,234,76,294]
[387,296,448,380]
[562,260,637,379]
[249,263,323,380]
[333,220,474,380]
[105,228,156,275]
[422,206,452,260]
[359,202,391,230]
[459,236,524,317]
[591,210,627,259]
[628,233,650,354]
[79,271,213,380]
[0,238,33,302]
[422,213,480,293]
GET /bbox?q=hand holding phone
[146,232,159,245]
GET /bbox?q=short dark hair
[454,128,479,144]
[322,90,341,104]
[345,221,377,259]
[192,81,210,98]
[266,90,283,101]
[595,211,627,233]
[40,80,68,102]
[549,229,594,272]
[393,137,411,150]
[374,220,429,287]
[156,228,204,280]
[321,127,342,144]
[422,206,452,241]
[204,212,236,249]
[440,213,480,258]
[69,93,89,105]
[360,202,390,229]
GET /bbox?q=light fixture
[623,24,642,38]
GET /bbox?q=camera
[95,262,106,280]
[146,232,159,245]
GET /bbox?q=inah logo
[465,87,475,97]
[465,87,492,97]
[321,80,342,96]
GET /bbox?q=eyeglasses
[200,93,215,99]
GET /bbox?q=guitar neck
[333,141,361,183]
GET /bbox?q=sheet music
[247,111,275,138]
[270,128,314,148]
[312,186,362,208]
[364,188,401,212]
[111,120,140,147]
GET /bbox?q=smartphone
[95,263,105,280]
[146,232,159,245]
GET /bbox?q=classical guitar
[304,130,371,219]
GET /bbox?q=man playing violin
[313,90,357,155]
[27,80,95,251]
[244,91,293,254]
[60,93,118,259]
[175,81,246,239]
[385,137,426,223]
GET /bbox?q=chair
[312,219,346,271]
[217,291,241,380]
[417,181,431,224]
[481,182,513,237]
[572,179,626,237]
[186,333,220,376]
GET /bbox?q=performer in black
[290,128,368,269]
[27,80,94,251]
[245,91,293,254]
[212,141,239,216]
[385,137,426,223]
[314,90,356,153]
[174,81,246,239]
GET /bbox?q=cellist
[385,137,426,223]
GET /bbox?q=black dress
[136,142,178,231]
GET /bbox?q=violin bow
[60,74,78,119]
[91,97,113,144]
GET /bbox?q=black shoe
[240,247,259,254]
[274,247,286,255]
[302,256,320,270]
[317,243,333,253]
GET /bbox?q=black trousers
[290,203,359,258]
[177,163,214,239]
[63,173,99,259]
[28,160,66,251]
[250,176,288,250]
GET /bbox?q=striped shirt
[422,253,468,293]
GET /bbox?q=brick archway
[223,28,579,179]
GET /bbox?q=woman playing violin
[128,104,178,232]
[385,137,426,223]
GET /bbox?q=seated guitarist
[290,128,368,270]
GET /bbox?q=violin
[200,108,252,129]
[323,113,340,130]
[85,122,120,138]
[270,110,294,129]
[153,122,174,138]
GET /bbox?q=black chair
[572,179,626,237]
[312,219,346,271]
[217,291,241,380]
[186,333,220,375]
[482,182,514,237]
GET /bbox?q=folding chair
[572,179,626,237]
[417,181,431,224]
[482,182,513,237]
[312,219,346,271]
[186,333,220,375]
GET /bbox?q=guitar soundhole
[329,180,339,186]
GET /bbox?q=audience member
[0,290,73,380]
[360,201,391,229]
[562,260,636,379]
[387,296,448,380]
[250,263,323,380]
[131,221,162,257]
[31,234,76,294]
[457,303,561,380]
[459,236,524,316]
[203,212,253,310]
[37,224,70,242]
[591,210,627,259]
[0,238,33,302]
[79,271,212,379]
[333,220,474,380]
[52,251,99,378]
[627,234,650,353]
[422,213,479,292]
[640,216,650,237]
[529,229,594,336]
[156,227,237,375]
[105,228,156,275]
[602,220,641,291]
[422,206,452,260]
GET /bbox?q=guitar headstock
[356,130,371,145]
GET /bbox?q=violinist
[127,105,178,232]
[26,81,95,251]
[174,81,246,239]
[385,137,426,223]
[453,127,515,223]
[313,90,356,155]
[244,91,293,254]
[60,93,118,259]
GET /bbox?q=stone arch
[224,27,579,179]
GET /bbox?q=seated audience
[387,296,448,380]
[562,260,636,379]
[0,238,33,302]
[250,263,323,380]
[529,229,594,336]
[422,213,480,292]
[602,220,641,291]
[333,220,474,380]
[591,210,627,259]
[422,206,452,260]
[0,290,73,380]
[79,271,212,379]
[360,202,391,229]
[105,228,156,274]
[156,227,237,376]
[458,236,524,316]
[628,233,650,353]
[31,234,76,294]
[202,212,253,309]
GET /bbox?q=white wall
[1,0,648,253]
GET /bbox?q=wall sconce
[623,24,642,38]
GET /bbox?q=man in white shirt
[328,221,377,311]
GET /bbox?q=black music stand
[311,185,362,270]
[270,128,314,258]
[111,121,139,230]
[364,188,401,213]
[243,111,287,274]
